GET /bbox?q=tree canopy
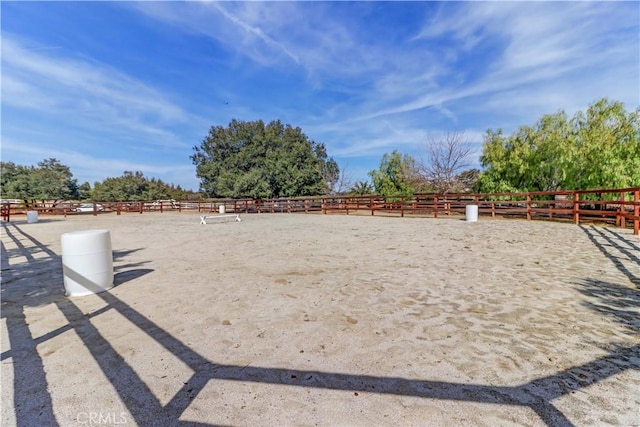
[91,171,189,202]
[476,98,640,193]
[0,160,192,202]
[191,119,339,198]
[368,150,421,196]
[0,158,80,200]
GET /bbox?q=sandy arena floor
[1,212,639,426]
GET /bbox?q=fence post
[634,190,639,235]
[139,202,143,214]
[526,193,531,220]
[434,195,438,218]
[618,191,625,228]
[573,192,579,225]
[371,196,374,216]
[474,195,480,219]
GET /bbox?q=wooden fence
[2,187,639,235]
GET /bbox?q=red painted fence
[2,187,639,235]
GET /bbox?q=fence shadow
[577,226,640,333]
[580,225,640,288]
[0,222,152,426]
[2,222,639,426]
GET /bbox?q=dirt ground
[1,212,639,426]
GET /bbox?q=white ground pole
[200,214,242,224]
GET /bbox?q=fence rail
[2,187,639,235]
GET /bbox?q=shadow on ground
[578,226,640,333]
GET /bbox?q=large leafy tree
[477,98,640,193]
[0,158,79,200]
[32,158,79,200]
[368,150,422,196]
[192,119,339,198]
[569,98,640,190]
[0,161,32,198]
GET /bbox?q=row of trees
[91,172,194,201]
[0,159,90,201]
[366,98,638,196]
[0,160,194,202]
[2,98,637,202]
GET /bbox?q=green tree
[569,98,640,190]
[0,161,31,198]
[368,150,420,196]
[191,119,339,198]
[0,158,78,200]
[77,182,92,200]
[32,158,79,200]
[477,98,640,193]
[92,171,156,201]
[91,171,199,202]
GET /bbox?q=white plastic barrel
[465,205,479,222]
[27,210,39,223]
[219,205,226,214]
[61,229,114,296]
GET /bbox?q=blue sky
[2,1,638,191]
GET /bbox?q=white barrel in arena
[61,229,114,296]
[219,205,226,214]
[465,205,479,222]
[27,210,39,223]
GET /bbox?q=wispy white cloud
[1,33,209,188]
[2,35,195,147]
[4,1,637,188]
[209,2,301,65]
[405,2,639,115]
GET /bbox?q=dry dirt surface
[2,212,639,426]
